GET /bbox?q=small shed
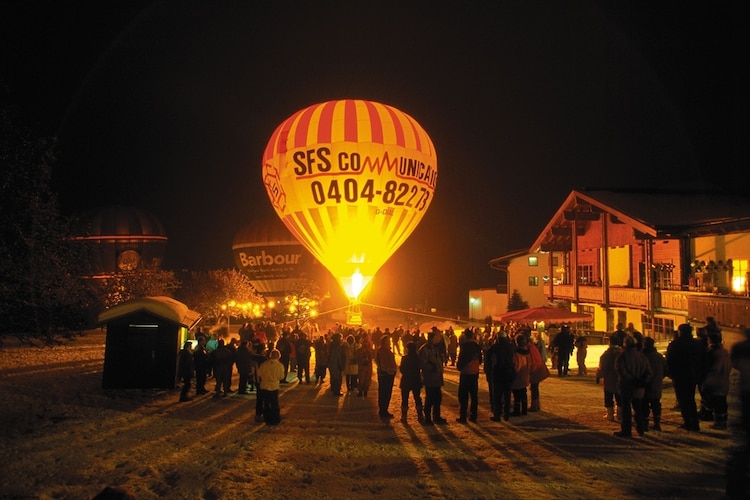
[99,296,201,389]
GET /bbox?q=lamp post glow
[262,100,438,314]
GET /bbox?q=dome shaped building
[73,206,168,277]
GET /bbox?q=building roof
[98,296,201,329]
[488,248,533,270]
[531,188,750,252]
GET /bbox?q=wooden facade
[527,190,750,336]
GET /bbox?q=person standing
[642,336,667,431]
[446,328,458,366]
[731,327,750,443]
[511,334,531,416]
[375,336,397,420]
[614,336,652,438]
[667,323,704,432]
[356,336,374,397]
[275,331,292,384]
[255,349,285,425]
[551,325,574,377]
[575,333,589,376]
[528,337,550,411]
[235,340,252,394]
[597,336,622,422]
[701,329,732,430]
[327,333,346,397]
[344,334,359,392]
[211,339,234,397]
[177,341,194,402]
[399,342,424,424]
[419,329,448,425]
[456,329,483,423]
[487,331,516,422]
[295,331,313,384]
[313,335,329,387]
[193,335,209,395]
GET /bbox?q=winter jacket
[512,346,531,390]
[419,342,444,387]
[528,343,549,384]
[597,346,621,394]
[615,346,651,398]
[642,346,666,399]
[256,358,285,391]
[375,346,397,376]
[486,338,516,383]
[344,342,359,376]
[456,340,482,375]
[666,334,704,385]
[731,339,750,394]
[399,351,423,391]
[702,344,732,396]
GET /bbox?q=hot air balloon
[231,218,323,299]
[262,100,437,321]
[73,205,168,277]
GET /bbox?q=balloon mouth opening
[339,269,372,300]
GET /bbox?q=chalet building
[487,249,551,310]
[527,189,750,340]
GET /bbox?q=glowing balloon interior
[262,100,437,299]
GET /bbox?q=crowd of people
[174,316,750,440]
[595,318,743,439]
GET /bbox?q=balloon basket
[346,300,363,326]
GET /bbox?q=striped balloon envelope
[262,100,438,299]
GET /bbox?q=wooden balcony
[658,290,750,327]
[545,284,647,308]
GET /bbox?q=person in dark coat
[235,340,252,394]
[313,335,329,386]
[177,341,194,402]
[193,335,209,395]
[551,324,575,377]
[642,336,667,431]
[275,331,292,383]
[597,336,622,422]
[375,335,398,420]
[614,336,652,437]
[456,329,483,423]
[327,333,346,397]
[295,331,313,384]
[487,332,516,422]
[419,329,447,425]
[702,330,732,430]
[399,341,424,424]
[211,339,234,396]
[666,323,704,431]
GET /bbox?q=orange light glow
[262,100,437,299]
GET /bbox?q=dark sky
[3,1,747,312]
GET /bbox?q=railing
[545,283,750,327]
[546,284,575,300]
[609,287,648,308]
[687,295,750,327]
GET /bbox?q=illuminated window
[529,276,539,286]
[733,259,748,294]
[528,256,538,267]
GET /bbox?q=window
[579,305,595,329]
[732,259,748,295]
[528,256,538,267]
[642,315,674,337]
[528,276,539,286]
[577,265,594,284]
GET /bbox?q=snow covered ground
[0,330,746,499]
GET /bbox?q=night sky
[3,1,746,312]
